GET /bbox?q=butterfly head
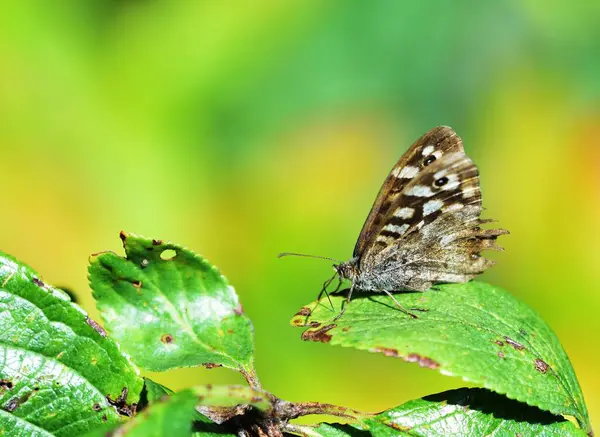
[333,258,359,282]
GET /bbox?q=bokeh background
[1,0,599,428]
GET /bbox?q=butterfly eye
[434,176,449,187]
[423,155,436,166]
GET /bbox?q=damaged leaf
[89,232,255,375]
[293,281,590,433]
[0,252,143,436]
[363,388,586,436]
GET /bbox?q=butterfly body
[330,126,507,316]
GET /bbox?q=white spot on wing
[423,199,443,216]
[393,165,419,179]
[405,185,434,197]
[394,207,414,219]
[422,145,435,156]
[443,203,464,213]
[383,224,409,235]
[434,169,448,179]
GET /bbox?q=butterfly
[281,126,508,320]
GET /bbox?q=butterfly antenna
[277,252,342,263]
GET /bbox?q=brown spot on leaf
[498,351,505,359]
[161,334,174,344]
[494,340,504,347]
[385,422,413,432]
[308,321,321,328]
[32,277,45,288]
[0,380,13,391]
[92,403,102,411]
[119,231,128,242]
[250,396,263,403]
[504,336,525,351]
[342,326,350,332]
[102,415,108,422]
[202,363,222,369]
[301,324,336,343]
[534,358,549,374]
[132,280,142,289]
[295,307,311,317]
[86,317,107,337]
[106,388,136,417]
[404,353,440,369]
[373,347,399,357]
[152,239,163,246]
[4,397,19,412]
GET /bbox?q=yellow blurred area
[1,0,598,428]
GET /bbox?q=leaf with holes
[0,252,143,436]
[292,281,591,434]
[362,388,586,436]
[88,232,255,375]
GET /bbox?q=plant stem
[275,399,374,421]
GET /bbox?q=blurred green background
[1,0,599,428]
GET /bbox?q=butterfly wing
[353,126,464,258]
[360,152,508,290]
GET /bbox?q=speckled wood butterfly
[281,126,508,319]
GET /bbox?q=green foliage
[0,233,592,436]
[0,252,142,436]
[83,390,199,437]
[88,232,254,374]
[292,282,589,430]
[363,388,585,437]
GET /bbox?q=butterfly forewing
[371,152,481,248]
[353,126,465,258]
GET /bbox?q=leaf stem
[240,366,262,391]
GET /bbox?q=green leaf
[294,423,370,437]
[0,252,143,436]
[89,232,255,374]
[83,389,199,437]
[86,385,269,437]
[363,388,586,436]
[293,282,590,433]
[142,378,174,404]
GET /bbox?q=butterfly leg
[313,272,337,316]
[381,290,424,319]
[333,283,355,322]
